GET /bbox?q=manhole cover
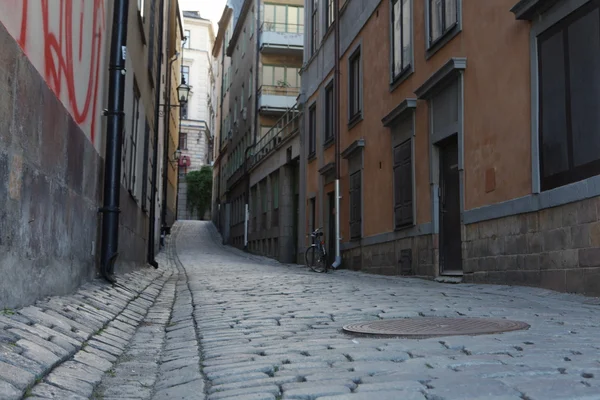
[342,317,530,338]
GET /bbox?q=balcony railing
[259,85,300,97]
[261,22,304,34]
[248,103,300,169]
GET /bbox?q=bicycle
[305,227,328,273]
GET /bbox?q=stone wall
[463,197,600,296]
[341,234,436,277]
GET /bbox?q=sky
[179,0,227,33]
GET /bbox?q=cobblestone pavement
[2,220,600,399]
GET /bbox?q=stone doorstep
[0,259,174,400]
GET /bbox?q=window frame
[326,0,335,31]
[311,0,319,56]
[184,29,191,48]
[393,138,414,229]
[179,132,188,150]
[390,0,414,87]
[536,0,600,191]
[128,82,141,197]
[425,0,462,59]
[348,46,363,125]
[182,65,189,85]
[324,81,334,145]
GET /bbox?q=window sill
[389,66,413,93]
[308,152,317,163]
[340,0,350,17]
[348,113,363,130]
[323,24,334,42]
[426,23,461,60]
[394,222,414,232]
[323,137,335,150]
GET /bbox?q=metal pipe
[99,0,130,283]
[332,0,342,269]
[148,0,165,269]
[161,0,174,242]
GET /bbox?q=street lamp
[177,81,190,105]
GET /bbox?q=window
[326,0,334,30]
[264,4,304,33]
[182,65,189,85]
[324,81,334,144]
[538,2,600,191]
[179,132,188,150]
[391,0,411,79]
[349,171,362,239]
[262,66,301,88]
[272,173,279,210]
[261,126,272,137]
[394,139,413,228]
[349,49,362,121]
[429,0,457,44]
[184,29,190,48]
[261,180,268,213]
[308,104,316,157]
[311,0,319,55]
[129,83,141,195]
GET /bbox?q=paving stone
[81,344,117,363]
[7,328,72,358]
[152,378,205,400]
[205,363,275,380]
[155,364,201,390]
[208,385,281,400]
[15,339,61,369]
[425,378,522,399]
[28,382,88,399]
[100,383,152,398]
[214,394,276,400]
[0,379,21,400]
[282,384,351,399]
[162,347,199,362]
[159,356,200,373]
[72,349,113,372]
[165,339,198,352]
[318,392,426,400]
[211,372,271,386]
[44,370,94,397]
[87,339,124,357]
[0,345,45,376]
[355,380,426,392]
[208,375,301,394]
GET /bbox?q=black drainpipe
[100,0,130,283]
[161,0,173,241]
[217,19,226,232]
[147,0,165,269]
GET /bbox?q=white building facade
[177,11,216,220]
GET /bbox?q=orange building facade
[300,0,600,295]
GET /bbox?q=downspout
[332,0,341,269]
[100,0,129,283]
[244,0,261,251]
[161,0,173,241]
[148,0,165,269]
[217,24,226,232]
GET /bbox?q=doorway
[438,136,462,274]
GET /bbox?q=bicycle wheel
[305,246,326,273]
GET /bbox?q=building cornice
[510,0,561,20]
[414,57,466,100]
[381,98,417,127]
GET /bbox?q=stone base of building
[341,234,437,277]
[464,197,600,296]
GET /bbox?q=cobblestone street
[2,220,600,399]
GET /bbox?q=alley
[3,220,600,400]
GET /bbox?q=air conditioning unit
[242,107,247,120]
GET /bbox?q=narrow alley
[2,221,600,399]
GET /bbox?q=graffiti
[0,0,107,146]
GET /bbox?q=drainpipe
[161,0,173,242]
[332,0,341,269]
[244,0,261,251]
[148,0,165,269]
[217,25,226,232]
[100,0,130,283]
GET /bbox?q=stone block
[504,234,527,255]
[463,258,477,273]
[468,239,488,258]
[539,250,578,270]
[488,236,505,256]
[0,360,35,390]
[566,269,585,293]
[561,202,578,226]
[578,248,600,268]
[523,254,540,270]
[14,52,43,164]
[521,270,541,285]
[577,198,598,224]
[495,255,513,271]
[543,228,571,251]
[478,257,497,272]
[582,268,600,296]
[571,224,591,249]
[0,380,20,400]
[478,220,498,239]
[539,207,563,231]
[526,232,543,253]
[589,222,600,247]
[465,223,479,241]
[540,269,566,292]
[526,213,539,233]
[497,215,521,236]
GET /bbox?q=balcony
[258,85,300,114]
[259,22,303,54]
[248,104,300,170]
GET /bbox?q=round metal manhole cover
[342,317,530,338]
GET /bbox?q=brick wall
[464,197,600,296]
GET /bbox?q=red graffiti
[15,0,105,144]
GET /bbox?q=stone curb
[0,241,176,399]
